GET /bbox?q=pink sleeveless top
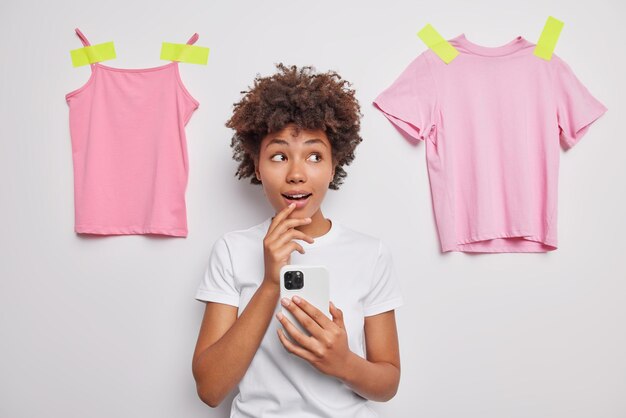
[66,28,200,237]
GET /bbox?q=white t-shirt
[195,216,404,418]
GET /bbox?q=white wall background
[1,0,624,417]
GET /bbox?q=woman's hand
[263,203,314,288]
[276,297,353,379]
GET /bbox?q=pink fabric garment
[374,34,607,253]
[66,28,199,237]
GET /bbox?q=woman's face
[255,124,335,220]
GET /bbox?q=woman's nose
[286,162,306,183]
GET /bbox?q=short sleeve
[363,241,404,317]
[553,56,607,149]
[195,236,240,307]
[373,52,438,142]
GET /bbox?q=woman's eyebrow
[304,139,327,148]
[265,138,328,149]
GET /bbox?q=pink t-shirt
[65,29,199,237]
[374,34,607,252]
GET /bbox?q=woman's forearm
[339,352,400,402]
[193,281,280,407]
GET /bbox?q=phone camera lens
[284,271,303,290]
[284,271,293,290]
[293,271,304,289]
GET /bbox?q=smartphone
[279,265,330,338]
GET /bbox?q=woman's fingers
[329,301,345,329]
[282,242,306,256]
[290,296,333,329]
[267,203,297,235]
[276,311,318,350]
[276,328,317,362]
[269,218,314,243]
[273,228,315,247]
[280,297,327,339]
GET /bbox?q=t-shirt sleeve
[195,236,240,307]
[553,56,607,149]
[373,52,438,142]
[362,241,404,317]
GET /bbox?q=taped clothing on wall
[65,28,200,237]
[374,34,607,253]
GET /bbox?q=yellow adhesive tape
[417,24,459,64]
[160,42,209,65]
[70,42,116,67]
[534,16,564,61]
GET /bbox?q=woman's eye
[308,154,322,162]
[270,154,286,162]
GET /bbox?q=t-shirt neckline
[452,33,531,57]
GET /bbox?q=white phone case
[279,265,330,337]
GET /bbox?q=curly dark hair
[226,63,363,190]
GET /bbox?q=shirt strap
[186,33,199,45]
[74,28,91,46]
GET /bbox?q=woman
[192,64,403,417]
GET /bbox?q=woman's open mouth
[282,192,312,209]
